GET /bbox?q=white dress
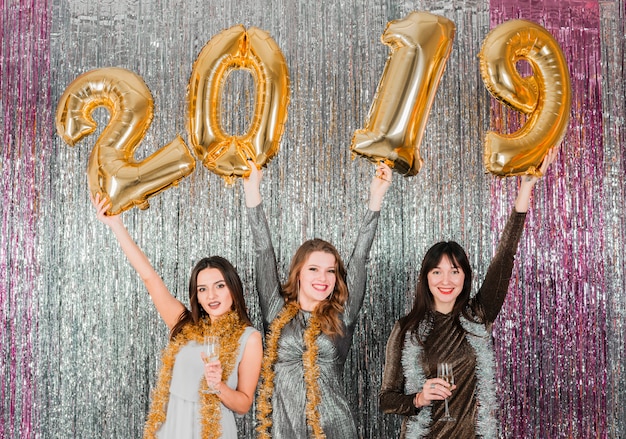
[156,326,257,439]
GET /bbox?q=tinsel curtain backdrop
[1,0,624,438]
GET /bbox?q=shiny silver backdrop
[1,0,624,438]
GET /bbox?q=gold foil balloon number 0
[188,25,290,185]
[56,26,289,213]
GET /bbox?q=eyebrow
[431,265,459,270]
[197,279,226,287]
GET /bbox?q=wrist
[245,191,262,208]
[214,381,224,395]
[368,197,383,211]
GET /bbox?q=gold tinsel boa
[144,311,247,439]
[256,301,326,438]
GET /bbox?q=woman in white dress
[91,194,262,439]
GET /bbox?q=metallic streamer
[1,1,50,438]
[1,0,624,437]
[489,1,611,437]
[599,1,626,437]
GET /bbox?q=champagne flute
[203,336,220,394]
[437,362,455,422]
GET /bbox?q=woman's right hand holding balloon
[243,160,263,208]
[369,161,392,211]
[90,192,124,229]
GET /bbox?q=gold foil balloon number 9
[479,19,571,176]
[55,68,196,214]
[188,25,290,184]
[351,12,455,176]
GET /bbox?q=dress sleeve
[379,321,419,416]
[342,209,380,333]
[247,203,284,329]
[473,209,527,323]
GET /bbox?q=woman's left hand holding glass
[414,378,456,407]
[201,352,223,394]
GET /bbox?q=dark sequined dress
[379,210,527,438]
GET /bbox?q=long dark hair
[170,256,252,339]
[282,238,348,338]
[399,241,474,344]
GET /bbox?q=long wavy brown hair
[282,239,348,338]
[170,256,252,340]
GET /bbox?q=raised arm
[91,193,185,329]
[368,161,393,212]
[475,147,560,322]
[342,163,392,332]
[242,163,284,326]
[243,161,263,209]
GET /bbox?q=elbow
[379,404,395,415]
[378,393,393,414]
[233,396,254,416]
[234,407,250,416]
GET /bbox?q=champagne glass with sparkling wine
[437,362,455,422]
[203,336,220,394]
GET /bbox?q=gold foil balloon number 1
[56,26,289,214]
[351,12,455,176]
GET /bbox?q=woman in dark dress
[379,148,558,438]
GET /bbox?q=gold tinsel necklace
[256,301,326,438]
[144,310,247,439]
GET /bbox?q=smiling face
[196,267,234,320]
[427,255,465,314]
[297,251,337,311]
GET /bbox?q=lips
[438,288,455,295]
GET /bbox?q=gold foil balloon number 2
[56,25,289,215]
[351,13,571,178]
